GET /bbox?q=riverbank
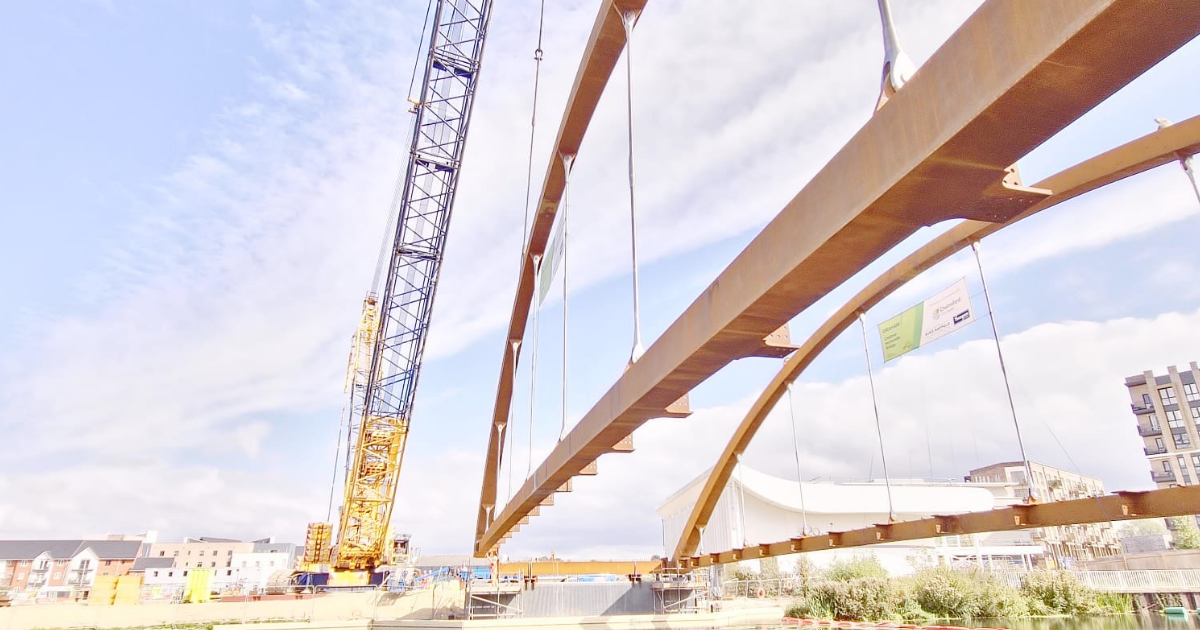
[780,558,1130,623]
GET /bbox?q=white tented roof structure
[658,465,1041,575]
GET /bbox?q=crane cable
[371,0,436,295]
[336,0,435,522]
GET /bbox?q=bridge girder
[675,486,1200,568]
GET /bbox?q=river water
[950,615,1197,630]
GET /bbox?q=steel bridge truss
[338,0,493,570]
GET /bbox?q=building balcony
[1146,445,1169,455]
[1132,403,1157,415]
[1140,425,1164,437]
[1152,470,1177,483]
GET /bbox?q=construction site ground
[0,583,466,630]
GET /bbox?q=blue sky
[1,1,1199,559]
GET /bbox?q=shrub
[822,555,888,582]
[1020,570,1096,615]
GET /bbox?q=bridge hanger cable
[505,341,520,503]
[736,453,749,548]
[785,382,811,536]
[971,240,1037,503]
[620,9,645,365]
[859,313,897,523]
[560,153,576,442]
[528,254,543,479]
[1012,384,1123,558]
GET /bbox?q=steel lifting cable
[327,405,349,522]
[521,0,548,249]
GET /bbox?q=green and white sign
[538,215,566,305]
[878,278,974,362]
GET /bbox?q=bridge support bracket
[744,323,800,359]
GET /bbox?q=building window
[1145,393,1154,406]
[159,551,165,557]
[1192,455,1200,468]
[226,570,232,576]
[153,571,159,577]
[1149,414,1162,430]
[1186,383,1200,403]
[1157,438,1166,450]
[211,562,216,568]
[79,559,91,570]
[1161,386,1179,406]
[227,550,233,556]
[1168,410,1185,428]
[212,550,217,557]
[1192,407,1200,421]
[1175,432,1192,449]
[104,560,112,567]
[199,551,205,557]
[1165,460,1173,472]
[173,551,179,557]
[168,571,173,577]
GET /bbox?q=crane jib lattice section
[338,0,493,570]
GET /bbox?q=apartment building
[145,537,255,570]
[0,540,144,598]
[966,461,1121,565]
[1127,362,1200,486]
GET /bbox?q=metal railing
[1140,425,1164,437]
[726,570,1200,596]
[1152,470,1176,482]
[1146,445,1168,455]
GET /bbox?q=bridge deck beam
[679,486,1200,568]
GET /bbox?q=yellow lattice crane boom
[302,0,494,582]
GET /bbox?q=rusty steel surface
[476,0,648,549]
[476,0,1200,557]
[676,486,1200,568]
[670,114,1200,562]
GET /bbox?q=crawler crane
[297,0,494,588]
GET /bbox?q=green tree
[1119,518,1168,538]
[1170,517,1200,549]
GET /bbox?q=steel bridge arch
[671,113,1200,564]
